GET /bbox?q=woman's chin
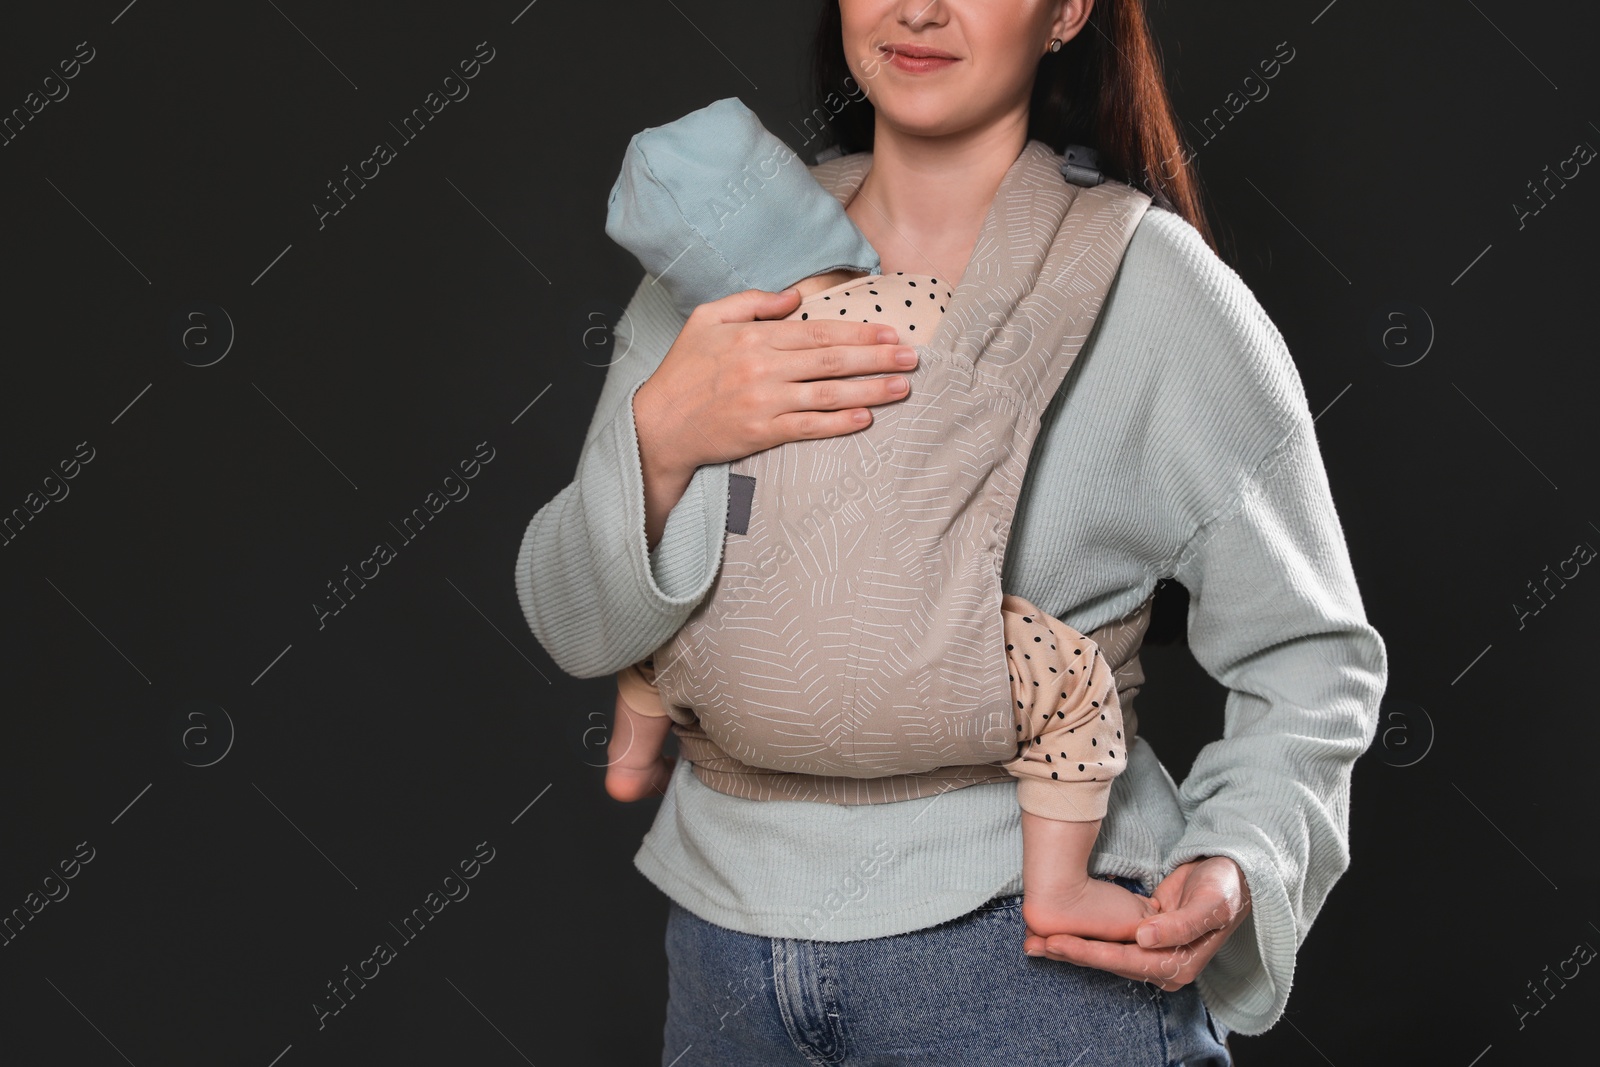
[872,104,972,140]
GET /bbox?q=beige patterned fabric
[631,594,1151,805]
[650,140,1153,804]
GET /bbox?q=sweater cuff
[1158,836,1293,1037]
[1015,776,1112,822]
[617,376,730,608]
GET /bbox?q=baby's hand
[1022,878,1163,945]
[604,688,675,802]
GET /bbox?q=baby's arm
[605,96,880,319]
[606,660,675,802]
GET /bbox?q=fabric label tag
[726,473,755,535]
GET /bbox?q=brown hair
[808,0,1217,256]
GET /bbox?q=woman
[515,1,1388,1063]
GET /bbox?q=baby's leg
[607,662,676,802]
[999,593,1158,941]
[1019,812,1156,942]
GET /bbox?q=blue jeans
[662,877,1232,1066]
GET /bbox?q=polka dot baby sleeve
[998,592,1128,821]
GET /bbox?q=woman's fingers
[702,286,807,324]
[725,311,918,407]
[789,366,911,413]
[767,406,875,443]
[759,327,920,433]
[652,291,919,464]
[761,318,916,403]
[1135,897,1227,949]
[1028,929,1222,992]
[761,316,898,351]
[1140,856,1250,949]
[1030,932,1154,984]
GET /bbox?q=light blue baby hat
[604,96,882,320]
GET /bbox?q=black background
[2,1,1596,1064]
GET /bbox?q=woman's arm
[518,98,891,679]
[1154,410,1388,1030]
[513,272,732,680]
[514,272,912,680]
[1026,207,1388,1036]
[1029,415,1387,1034]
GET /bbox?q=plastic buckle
[1059,144,1104,187]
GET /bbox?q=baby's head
[605,96,880,319]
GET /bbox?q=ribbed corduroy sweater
[514,204,1389,1037]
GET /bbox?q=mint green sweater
[513,204,1388,1037]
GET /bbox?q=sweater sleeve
[1157,409,1389,1036]
[513,271,732,679]
[1088,208,1389,1035]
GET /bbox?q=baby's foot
[604,757,674,803]
[1022,877,1161,944]
[605,692,676,802]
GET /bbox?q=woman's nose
[896,0,948,31]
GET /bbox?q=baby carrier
[615,106,1154,804]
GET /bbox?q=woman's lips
[883,48,958,74]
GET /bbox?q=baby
[599,98,1158,943]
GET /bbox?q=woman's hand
[1023,855,1252,992]
[632,287,919,548]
